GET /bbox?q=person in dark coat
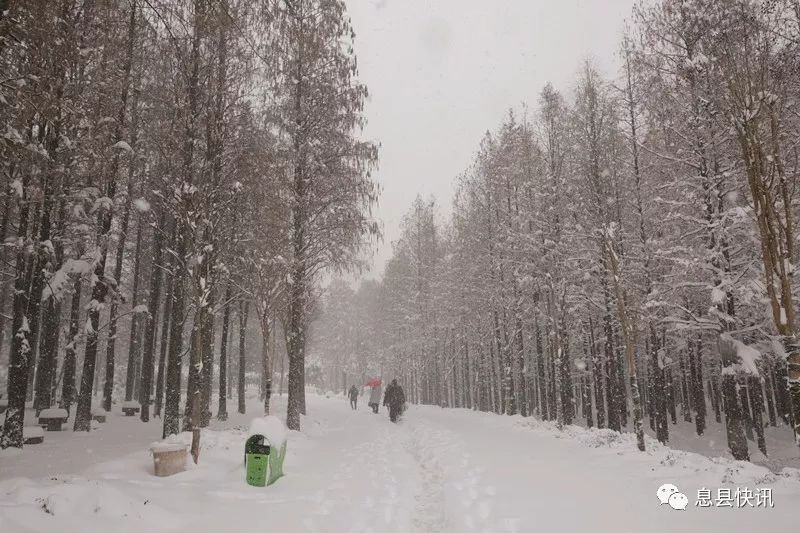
[383,379,406,422]
[348,385,359,410]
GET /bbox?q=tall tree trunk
[605,235,645,451]
[748,376,767,456]
[710,375,722,424]
[679,349,692,423]
[166,0,203,458]
[33,298,61,414]
[764,369,777,427]
[286,21,308,431]
[286,254,307,430]
[0,174,33,448]
[118,70,144,409]
[589,317,605,429]
[0,193,14,359]
[33,198,66,415]
[60,278,82,414]
[650,325,668,443]
[666,369,677,424]
[127,213,145,403]
[601,280,619,432]
[139,209,164,422]
[199,290,215,427]
[25,121,61,407]
[534,316,547,420]
[153,243,173,419]
[238,300,249,414]
[260,314,272,415]
[692,335,706,436]
[718,335,750,461]
[162,261,185,438]
[217,282,232,421]
[74,0,137,432]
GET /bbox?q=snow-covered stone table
[121,401,141,416]
[91,407,108,423]
[23,425,44,445]
[38,408,68,431]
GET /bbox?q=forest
[3,0,800,469]
[5,1,800,531]
[0,0,379,457]
[310,0,800,463]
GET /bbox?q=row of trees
[313,0,800,461]
[0,0,378,459]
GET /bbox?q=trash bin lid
[245,434,272,455]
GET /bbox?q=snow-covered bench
[23,425,45,445]
[38,408,68,431]
[91,407,108,423]
[122,401,141,416]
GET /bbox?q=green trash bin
[245,435,271,487]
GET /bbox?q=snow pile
[7,477,153,518]
[0,476,179,532]
[149,427,242,457]
[2,395,798,532]
[0,426,253,532]
[111,140,133,152]
[0,446,23,459]
[519,416,800,489]
[248,416,287,446]
[719,333,761,375]
[39,408,68,419]
[22,426,44,440]
[133,198,150,212]
[149,441,187,453]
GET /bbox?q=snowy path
[1,395,798,532]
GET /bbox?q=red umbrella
[366,378,382,387]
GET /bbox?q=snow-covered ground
[1,394,798,532]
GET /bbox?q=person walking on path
[348,385,359,410]
[383,379,406,422]
[368,382,382,413]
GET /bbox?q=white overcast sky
[345,0,637,279]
